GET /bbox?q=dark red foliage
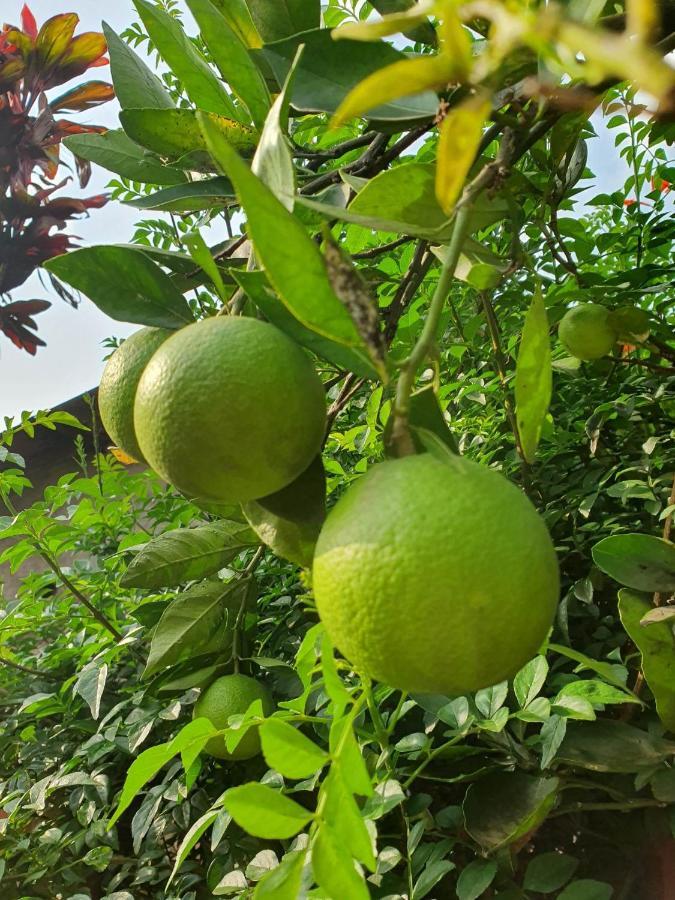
[0,4,113,353]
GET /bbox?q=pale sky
[1,1,626,421]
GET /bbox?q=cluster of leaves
[0,4,112,353]
[1,0,675,898]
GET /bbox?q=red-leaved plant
[0,4,113,353]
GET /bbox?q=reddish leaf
[21,5,38,41]
[50,80,114,112]
[0,298,51,355]
[35,14,79,69]
[54,33,108,86]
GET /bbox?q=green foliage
[3,1,675,897]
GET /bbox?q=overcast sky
[1,1,626,421]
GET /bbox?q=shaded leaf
[45,246,194,328]
[558,881,613,900]
[556,719,675,772]
[463,772,559,851]
[247,0,320,42]
[64,131,187,186]
[524,852,579,893]
[456,859,498,900]
[593,534,675,592]
[122,521,257,589]
[123,178,234,212]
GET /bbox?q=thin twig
[384,241,433,343]
[353,236,414,260]
[0,656,59,680]
[607,356,675,375]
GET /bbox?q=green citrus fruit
[193,673,274,760]
[558,303,617,360]
[313,454,559,696]
[98,327,172,462]
[134,317,327,504]
[608,306,651,342]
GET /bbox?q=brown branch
[384,241,434,343]
[607,356,675,375]
[0,656,59,680]
[353,236,414,260]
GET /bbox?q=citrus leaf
[365,0,437,44]
[333,54,448,128]
[312,822,370,900]
[514,656,549,709]
[436,93,491,215]
[592,534,675,592]
[45,246,195,328]
[120,108,256,163]
[456,859,498,900]
[548,643,632,691]
[260,28,438,123]
[618,589,675,732]
[233,270,378,379]
[167,809,220,886]
[133,0,239,119]
[253,850,306,899]
[322,768,376,870]
[143,579,253,677]
[199,115,367,349]
[463,772,559,851]
[224,783,313,838]
[556,719,675,772]
[121,521,257,590]
[186,0,270,129]
[524,852,579,893]
[558,880,613,900]
[123,178,234,213]
[210,0,260,47]
[335,1,435,42]
[259,718,328,778]
[74,662,108,720]
[102,21,174,110]
[247,0,320,43]
[64,131,187,186]
[515,287,553,463]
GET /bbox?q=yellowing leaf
[333,1,436,42]
[435,93,491,215]
[515,287,553,463]
[109,446,138,465]
[627,0,660,41]
[437,3,472,77]
[332,55,451,128]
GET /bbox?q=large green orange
[98,327,172,462]
[558,303,617,360]
[193,674,274,760]
[313,454,559,696]
[134,317,326,504]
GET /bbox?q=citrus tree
[2,1,675,898]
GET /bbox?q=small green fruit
[193,674,273,760]
[558,303,618,361]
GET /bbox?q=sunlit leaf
[515,287,553,463]
[436,93,491,215]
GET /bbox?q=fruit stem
[391,204,472,454]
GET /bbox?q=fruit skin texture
[192,673,274,760]
[558,303,617,360]
[313,454,559,696]
[134,316,327,504]
[98,326,172,463]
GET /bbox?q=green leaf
[45,246,194,328]
[186,0,270,128]
[385,384,459,457]
[413,858,455,899]
[102,22,174,110]
[515,287,553,463]
[651,768,675,802]
[64,131,187,186]
[199,115,366,349]
[592,534,675,592]
[253,850,306,899]
[243,456,326,568]
[456,859,498,900]
[524,852,579,893]
[329,714,373,796]
[548,643,631,692]
[183,231,229,303]
[211,0,260,47]
[143,579,253,677]
[558,881,613,900]
[224,783,313,838]
[122,521,257,589]
[618,589,675,732]
[463,773,559,851]
[323,767,376,870]
[259,718,328,778]
[109,719,216,827]
[260,28,437,123]
[233,270,377,379]
[123,178,234,212]
[74,662,108,720]
[369,0,437,45]
[133,0,238,119]
[555,679,640,708]
[120,108,256,164]
[167,808,220,885]
[556,719,675,772]
[247,0,320,42]
[514,656,549,708]
[539,715,567,769]
[312,822,370,900]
